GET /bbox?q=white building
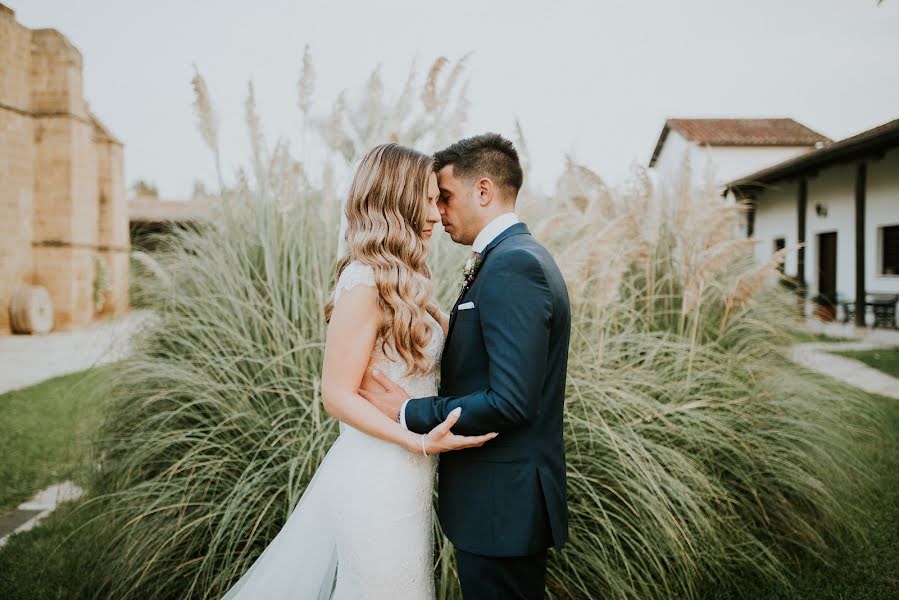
[726,118,899,327]
[648,118,831,188]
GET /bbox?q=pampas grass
[70,53,883,600]
[297,45,314,117]
[190,65,223,191]
[518,164,877,598]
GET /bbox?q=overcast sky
[9,0,899,197]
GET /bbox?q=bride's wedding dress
[221,261,442,600]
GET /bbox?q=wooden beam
[746,198,756,238]
[797,179,807,293]
[854,162,867,327]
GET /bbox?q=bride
[221,143,498,599]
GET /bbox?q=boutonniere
[462,252,482,288]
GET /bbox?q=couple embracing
[222,133,571,600]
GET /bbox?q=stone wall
[0,3,129,334]
[0,3,36,333]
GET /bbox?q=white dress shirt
[471,212,520,253]
[399,212,520,429]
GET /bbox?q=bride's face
[420,172,440,248]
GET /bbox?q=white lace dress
[327,261,442,599]
[220,261,442,600]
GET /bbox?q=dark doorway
[817,231,837,303]
[774,237,786,273]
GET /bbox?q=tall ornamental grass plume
[73,55,471,600]
[71,53,882,600]
[518,161,880,599]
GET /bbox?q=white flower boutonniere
[462,252,482,288]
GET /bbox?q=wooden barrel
[8,285,54,335]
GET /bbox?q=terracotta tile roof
[649,118,832,166]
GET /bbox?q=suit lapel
[446,285,467,341]
[443,222,532,352]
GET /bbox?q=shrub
[72,55,880,600]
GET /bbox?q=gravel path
[788,321,899,399]
[0,310,155,395]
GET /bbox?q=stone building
[0,3,129,334]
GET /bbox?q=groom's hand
[358,369,410,422]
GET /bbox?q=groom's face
[436,165,481,246]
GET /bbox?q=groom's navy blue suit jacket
[405,222,571,558]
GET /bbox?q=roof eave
[648,122,671,167]
[726,119,899,194]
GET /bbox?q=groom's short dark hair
[434,133,523,201]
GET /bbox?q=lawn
[0,366,109,598]
[788,329,854,344]
[0,499,104,599]
[830,346,899,379]
[716,390,898,599]
[0,366,110,513]
[0,364,896,598]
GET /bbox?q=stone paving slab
[0,510,42,540]
[0,481,84,547]
[0,309,156,395]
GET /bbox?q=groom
[361,133,571,599]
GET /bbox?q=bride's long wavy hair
[324,143,441,376]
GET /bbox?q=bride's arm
[321,285,495,453]
[321,285,422,452]
[438,309,449,337]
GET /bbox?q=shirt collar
[472,212,520,253]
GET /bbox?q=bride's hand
[420,407,498,454]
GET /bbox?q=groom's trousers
[456,548,547,600]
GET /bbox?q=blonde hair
[324,143,441,376]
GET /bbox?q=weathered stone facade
[0,3,129,334]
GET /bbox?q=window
[883,225,899,276]
[774,237,786,272]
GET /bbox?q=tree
[131,179,159,197]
